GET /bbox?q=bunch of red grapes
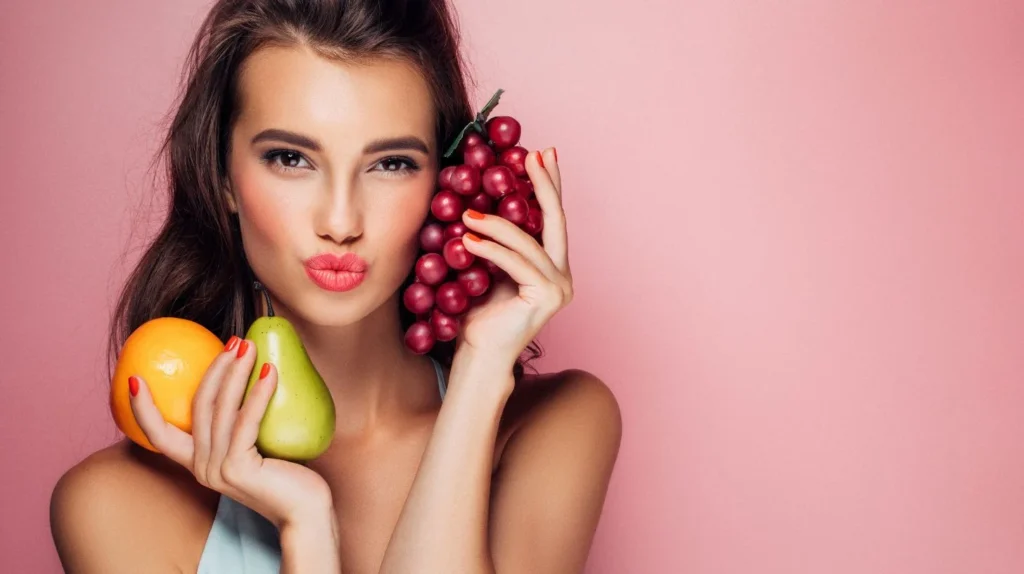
[403,91,544,354]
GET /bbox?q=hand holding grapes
[454,146,571,367]
[401,91,572,372]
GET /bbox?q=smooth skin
[50,43,621,574]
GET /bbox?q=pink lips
[303,252,368,292]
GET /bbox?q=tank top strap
[429,356,447,401]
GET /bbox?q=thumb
[128,375,194,467]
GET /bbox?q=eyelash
[260,149,421,177]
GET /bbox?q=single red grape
[464,144,496,171]
[468,191,495,214]
[444,221,468,240]
[404,321,435,354]
[443,236,475,270]
[522,207,544,236]
[497,193,529,225]
[482,258,502,276]
[449,165,481,196]
[431,190,464,222]
[515,178,534,198]
[435,281,470,315]
[419,223,445,253]
[486,116,522,151]
[528,197,541,210]
[437,166,456,189]
[482,166,516,199]
[403,282,435,314]
[499,146,529,177]
[415,253,448,285]
[430,309,460,342]
[459,131,486,155]
[457,264,491,297]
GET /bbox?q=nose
[313,177,364,245]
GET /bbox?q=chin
[290,280,399,329]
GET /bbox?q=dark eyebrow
[250,130,430,156]
[251,129,322,152]
[363,136,430,156]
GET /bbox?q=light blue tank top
[197,358,448,573]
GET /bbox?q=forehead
[233,44,436,148]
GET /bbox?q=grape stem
[254,280,275,317]
[442,88,505,159]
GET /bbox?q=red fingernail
[466,209,485,220]
[536,151,545,168]
[224,336,239,352]
[236,340,249,358]
[128,376,139,397]
[259,363,271,379]
[464,232,482,242]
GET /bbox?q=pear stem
[254,280,275,317]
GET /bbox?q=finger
[541,147,561,196]
[525,150,569,273]
[228,362,277,459]
[208,338,258,480]
[462,232,551,291]
[192,336,244,481]
[128,375,194,468]
[462,210,564,285]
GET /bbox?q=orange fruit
[110,317,223,452]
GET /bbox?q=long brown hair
[109,0,541,382]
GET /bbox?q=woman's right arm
[51,337,343,573]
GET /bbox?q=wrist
[448,347,516,401]
[279,494,336,533]
[279,512,342,574]
[280,511,338,539]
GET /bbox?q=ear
[223,179,238,214]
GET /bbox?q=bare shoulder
[50,439,217,573]
[498,368,623,467]
[488,369,622,572]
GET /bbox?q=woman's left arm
[381,349,621,574]
[379,147,622,573]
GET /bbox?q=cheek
[232,164,284,235]
[231,170,302,262]
[384,188,432,250]
[240,190,285,242]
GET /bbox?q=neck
[261,291,442,435]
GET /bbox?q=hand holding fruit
[125,333,334,529]
[111,304,339,529]
[403,89,572,363]
[454,145,572,369]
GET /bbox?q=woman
[49,1,621,572]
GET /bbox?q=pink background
[2,1,1022,572]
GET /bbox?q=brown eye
[262,150,311,172]
[380,158,406,171]
[373,156,420,177]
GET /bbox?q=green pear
[243,284,336,462]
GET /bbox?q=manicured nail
[224,336,240,352]
[236,340,249,358]
[464,232,482,242]
[259,363,271,379]
[128,376,139,397]
[536,151,545,168]
[466,209,485,220]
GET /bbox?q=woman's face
[225,44,437,327]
